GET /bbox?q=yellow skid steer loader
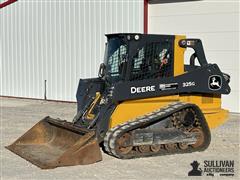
[7,34,231,169]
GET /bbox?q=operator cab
[100,33,175,83]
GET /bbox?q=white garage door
[1,0,143,101]
[148,0,239,113]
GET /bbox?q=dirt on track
[1,97,239,180]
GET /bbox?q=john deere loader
[7,34,231,169]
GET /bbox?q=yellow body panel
[204,109,229,129]
[180,94,229,128]
[109,95,229,129]
[109,95,179,128]
[174,35,186,76]
[85,92,101,119]
[109,35,229,130]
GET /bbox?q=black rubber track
[103,102,211,159]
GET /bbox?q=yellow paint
[179,94,229,128]
[109,95,179,128]
[174,35,186,76]
[85,92,101,119]
[204,109,229,129]
[109,94,229,129]
[179,94,221,113]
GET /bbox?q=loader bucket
[6,117,102,169]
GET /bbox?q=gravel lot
[0,97,239,180]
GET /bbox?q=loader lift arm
[179,39,208,66]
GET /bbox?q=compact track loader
[7,34,231,169]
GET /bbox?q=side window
[107,45,127,77]
[130,41,173,81]
[132,47,145,72]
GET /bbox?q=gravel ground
[0,97,239,180]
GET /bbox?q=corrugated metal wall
[1,0,144,101]
[148,0,239,112]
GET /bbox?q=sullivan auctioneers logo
[188,160,235,177]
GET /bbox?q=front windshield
[104,37,127,82]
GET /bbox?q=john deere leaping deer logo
[209,75,222,90]
[188,161,203,176]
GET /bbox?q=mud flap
[6,117,102,169]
